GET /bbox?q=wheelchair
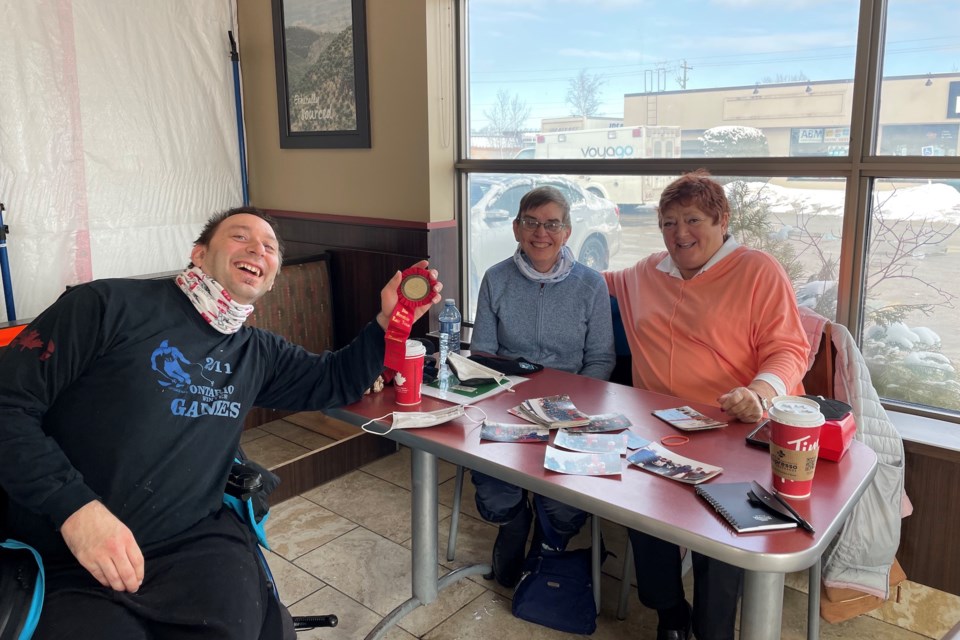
[1,487,41,640]
[1,457,336,639]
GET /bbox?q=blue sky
[468,0,960,130]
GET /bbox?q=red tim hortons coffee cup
[395,340,426,406]
[768,395,825,499]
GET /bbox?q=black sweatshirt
[0,278,385,560]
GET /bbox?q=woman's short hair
[516,186,572,226]
[188,206,285,268]
[658,169,729,225]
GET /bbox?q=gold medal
[399,273,432,303]
[384,266,437,371]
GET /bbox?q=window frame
[453,0,960,425]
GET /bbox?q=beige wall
[624,75,960,156]
[237,0,455,223]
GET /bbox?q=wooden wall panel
[899,441,960,595]
[270,212,458,348]
[244,255,334,430]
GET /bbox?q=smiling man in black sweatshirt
[0,206,441,639]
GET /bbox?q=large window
[466,1,860,161]
[878,0,960,157]
[458,0,960,419]
[862,179,960,410]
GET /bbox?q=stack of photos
[626,441,723,484]
[479,421,550,443]
[543,426,628,477]
[508,394,591,428]
[564,412,632,433]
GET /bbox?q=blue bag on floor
[511,497,598,634]
[511,546,597,634]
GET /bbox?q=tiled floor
[246,420,956,639]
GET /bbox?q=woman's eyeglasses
[518,217,567,234]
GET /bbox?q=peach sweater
[604,246,808,405]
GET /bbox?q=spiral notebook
[695,482,797,533]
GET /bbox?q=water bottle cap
[444,298,455,305]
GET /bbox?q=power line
[469,35,959,84]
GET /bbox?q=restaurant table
[329,367,878,640]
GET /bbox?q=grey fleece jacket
[471,257,615,380]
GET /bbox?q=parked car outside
[467,173,622,318]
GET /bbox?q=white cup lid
[769,395,825,427]
[405,339,426,357]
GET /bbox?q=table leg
[740,570,785,640]
[808,556,821,640]
[411,447,439,604]
[365,447,491,640]
[591,516,601,611]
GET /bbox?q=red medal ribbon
[384,267,435,371]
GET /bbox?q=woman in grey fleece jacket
[469,185,615,589]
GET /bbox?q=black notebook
[695,482,798,533]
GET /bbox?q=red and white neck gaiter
[175,267,254,334]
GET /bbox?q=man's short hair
[188,206,285,268]
[516,186,572,226]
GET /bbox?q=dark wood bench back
[243,254,334,429]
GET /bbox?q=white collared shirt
[655,235,740,279]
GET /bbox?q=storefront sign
[948,81,960,119]
[797,128,824,143]
[824,127,850,143]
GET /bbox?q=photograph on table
[544,446,622,476]
[553,429,629,455]
[627,442,723,484]
[652,406,728,431]
[480,421,550,443]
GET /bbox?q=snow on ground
[735,181,960,223]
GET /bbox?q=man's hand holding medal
[378,260,443,371]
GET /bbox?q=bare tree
[482,89,531,157]
[731,179,960,410]
[866,192,957,309]
[726,180,803,283]
[565,69,604,118]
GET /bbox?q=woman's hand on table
[718,383,774,423]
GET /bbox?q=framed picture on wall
[271,0,371,149]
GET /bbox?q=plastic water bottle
[437,299,461,386]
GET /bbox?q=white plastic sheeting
[0,0,242,320]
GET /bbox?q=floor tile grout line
[272,521,362,565]
[260,420,337,451]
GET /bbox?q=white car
[467,174,622,314]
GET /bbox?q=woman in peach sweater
[604,170,809,640]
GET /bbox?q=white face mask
[361,404,486,435]
[446,352,508,386]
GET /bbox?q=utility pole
[677,59,693,89]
